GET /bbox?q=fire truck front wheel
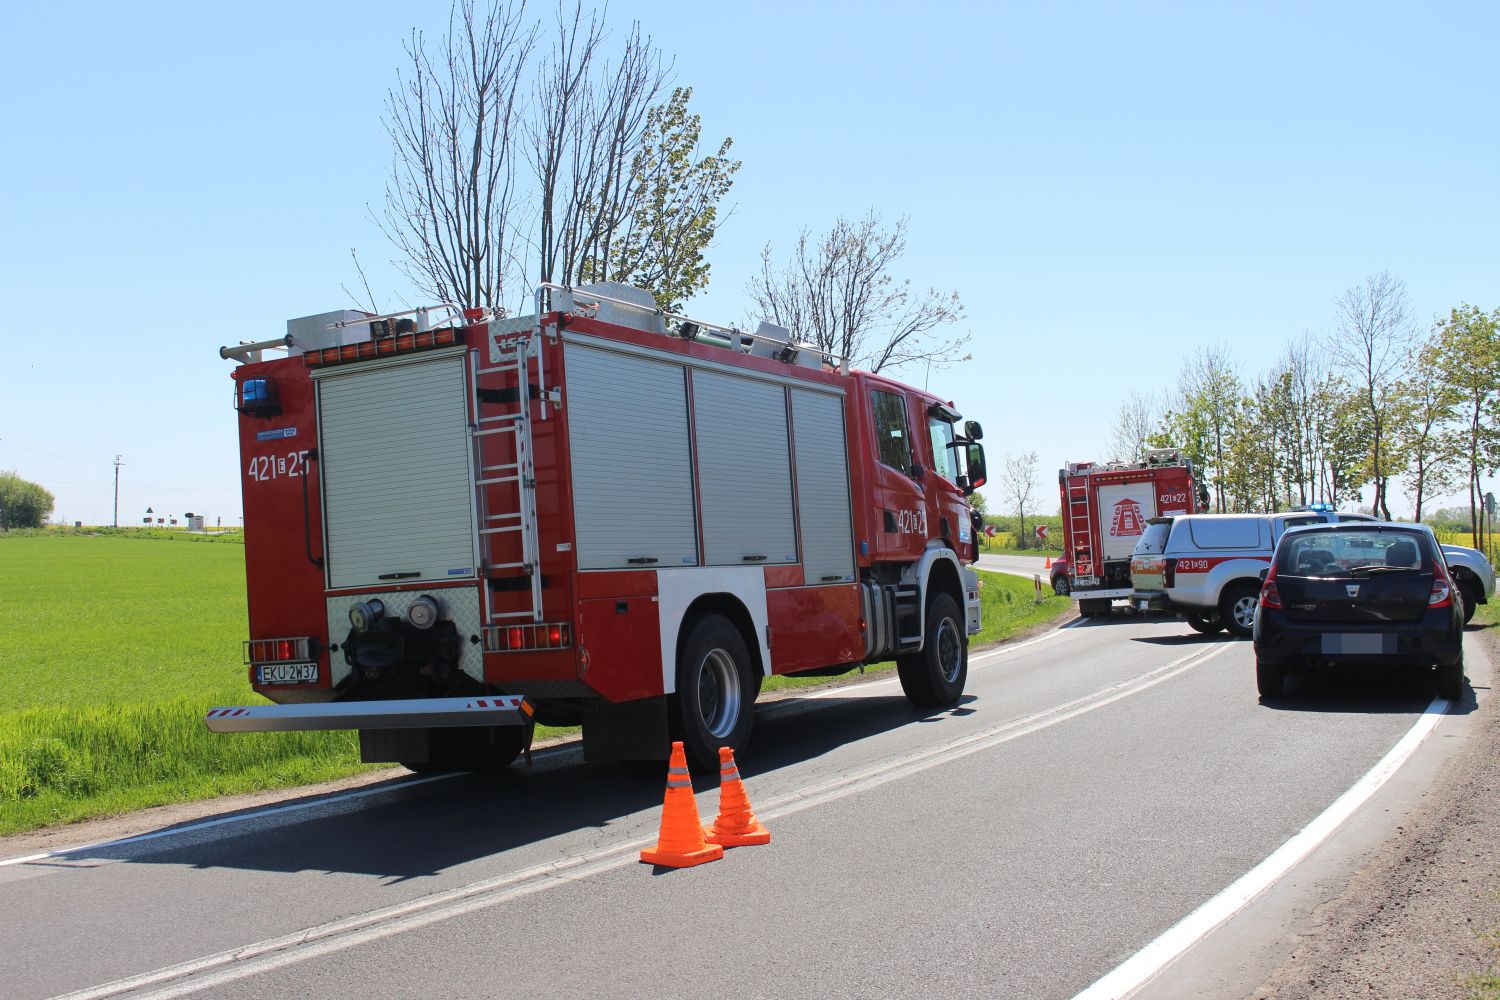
[897,592,967,708]
[672,614,757,772]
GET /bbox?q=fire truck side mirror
[964,442,988,494]
[964,420,984,441]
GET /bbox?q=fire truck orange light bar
[244,637,314,664]
[303,328,459,367]
[483,623,572,653]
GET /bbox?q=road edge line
[1071,693,1452,1000]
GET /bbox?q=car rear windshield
[1277,529,1432,577]
[1134,521,1171,555]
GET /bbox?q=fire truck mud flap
[204,694,533,733]
[962,565,981,636]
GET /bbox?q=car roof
[1281,521,1430,536]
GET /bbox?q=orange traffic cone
[704,747,770,847]
[1044,556,1052,569]
[640,742,724,868]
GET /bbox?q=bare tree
[377,2,736,315]
[1109,391,1159,462]
[1328,271,1415,519]
[746,212,968,374]
[380,0,535,311]
[527,7,669,296]
[997,450,1040,549]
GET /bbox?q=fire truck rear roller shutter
[318,356,478,590]
[565,344,699,570]
[691,370,798,566]
[790,388,854,583]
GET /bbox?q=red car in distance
[1050,556,1070,595]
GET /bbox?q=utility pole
[113,455,123,528]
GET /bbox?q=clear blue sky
[2,1,1495,526]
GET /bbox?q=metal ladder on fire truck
[1066,471,1094,579]
[470,330,543,626]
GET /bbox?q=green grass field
[0,532,370,834]
[0,532,1069,836]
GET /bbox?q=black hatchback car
[1252,522,1464,700]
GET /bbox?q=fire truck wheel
[1185,612,1222,634]
[897,592,967,708]
[673,614,757,772]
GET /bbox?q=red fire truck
[1058,450,1204,616]
[208,283,988,771]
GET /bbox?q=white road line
[1072,693,1453,1000]
[47,642,1232,1000]
[2,615,1088,869]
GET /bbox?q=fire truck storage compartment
[789,388,854,583]
[315,351,479,590]
[565,344,698,569]
[691,370,797,565]
[1095,481,1157,561]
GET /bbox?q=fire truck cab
[211,283,987,771]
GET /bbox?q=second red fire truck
[1057,450,1205,616]
[209,283,988,771]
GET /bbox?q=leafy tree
[0,471,55,529]
[579,87,740,311]
[1327,271,1415,519]
[1392,336,1462,522]
[1428,304,1500,539]
[746,212,968,374]
[1151,346,1241,511]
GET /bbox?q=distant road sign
[984,525,997,539]
[1034,524,1050,540]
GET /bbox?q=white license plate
[256,662,319,686]
[1320,634,1390,655]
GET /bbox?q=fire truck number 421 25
[247,450,312,482]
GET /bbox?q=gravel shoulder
[1251,626,1500,999]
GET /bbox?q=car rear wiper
[1349,564,1416,576]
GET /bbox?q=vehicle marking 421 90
[1175,555,1269,573]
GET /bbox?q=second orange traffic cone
[640,742,724,868]
[705,747,770,847]
[1044,556,1052,569]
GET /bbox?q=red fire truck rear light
[302,327,459,367]
[243,637,315,664]
[484,623,572,652]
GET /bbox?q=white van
[1130,512,1322,637]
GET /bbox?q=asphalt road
[2,616,1482,1000]
[976,552,1052,580]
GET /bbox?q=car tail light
[1430,568,1453,608]
[1164,558,1177,589]
[1260,563,1283,610]
[484,623,572,652]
